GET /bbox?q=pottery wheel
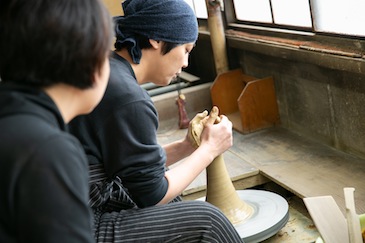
[198,189,289,243]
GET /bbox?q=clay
[205,153,254,224]
[189,106,253,224]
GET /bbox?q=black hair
[115,34,180,55]
[0,0,114,89]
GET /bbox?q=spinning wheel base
[198,189,289,243]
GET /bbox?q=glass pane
[193,0,208,19]
[184,0,207,19]
[271,0,312,27]
[233,0,272,23]
[184,0,194,10]
[312,0,365,37]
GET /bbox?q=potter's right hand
[200,107,233,159]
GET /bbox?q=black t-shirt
[69,52,168,208]
[0,83,94,243]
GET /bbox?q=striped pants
[89,165,243,243]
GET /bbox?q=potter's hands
[200,107,233,159]
[186,109,208,148]
[161,107,232,203]
[188,106,233,159]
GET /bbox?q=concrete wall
[188,37,365,160]
[239,51,365,159]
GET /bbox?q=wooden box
[211,69,280,134]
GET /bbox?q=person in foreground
[0,0,113,242]
[69,0,243,242]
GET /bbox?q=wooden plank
[231,127,365,215]
[210,69,249,114]
[344,188,363,243]
[238,77,280,133]
[303,196,349,243]
[227,112,243,132]
[210,69,280,134]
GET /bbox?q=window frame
[223,0,365,45]
[196,0,365,75]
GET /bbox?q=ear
[149,39,160,49]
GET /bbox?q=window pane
[312,0,365,37]
[193,0,208,19]
[184,0,194,10]
[233,0,272,23]
[271,0,312,27]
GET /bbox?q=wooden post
[205,0,229,75]
[102,0,124,16]
[102,0,124,50]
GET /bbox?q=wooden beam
[102,0,124,16]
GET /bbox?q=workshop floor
[153,85,322,243]
[262,195,320,243]
[157,119,321,243]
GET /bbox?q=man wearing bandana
[69,0,243,242]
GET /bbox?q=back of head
[114,0,198,64]
[0,0,114,88]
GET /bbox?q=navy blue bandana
[114,0,198,64]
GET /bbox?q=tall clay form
[189,106,253,225]
[206,154,253,224]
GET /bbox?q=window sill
[224,29,365,74]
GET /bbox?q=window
[183,0,365,39]
[271,0,311,28]
[232,0,312,30]
[233,0,272,23]
[312,0,365,37]
[185,0,208,19]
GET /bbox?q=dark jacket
[69,52,168,208]
[0,83,94,243]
